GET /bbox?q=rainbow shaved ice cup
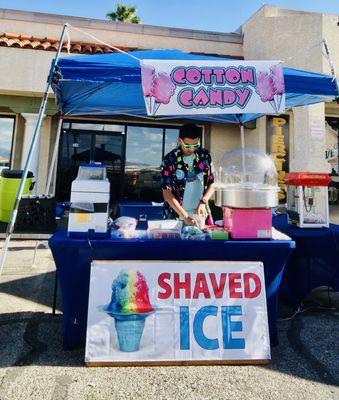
[105,270,154,352]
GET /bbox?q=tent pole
[240,123,247,181]
[240,124,245,149]
[45,116,63,195]
[0,23,69,276]
[322,39,339,101]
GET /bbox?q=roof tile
[0,32,243,59]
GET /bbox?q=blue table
[49,231,295,350]
[273,214,339,309]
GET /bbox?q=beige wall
[0,47,59,96]
[244,117,267,153]
[209,123,242,164]
[36,116,52,194]
[322,14,339,75]
[242,6,339,174]
[242,7,324,72]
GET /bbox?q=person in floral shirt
[160,123,215,225]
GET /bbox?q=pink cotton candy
[255,72,276,102]
[270,65,285,95]
[141,65,155,97]
[151,73,176,104]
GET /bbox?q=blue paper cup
[113,314,147,352]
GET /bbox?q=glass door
[56,128,125,202]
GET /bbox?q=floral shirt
[160,147,214,219]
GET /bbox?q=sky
[0,0,338,33]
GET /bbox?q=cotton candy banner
[140,60,285,116]
[85,260,271,365]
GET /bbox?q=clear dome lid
[216,147,278,190]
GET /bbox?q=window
[0,116,15,168]
[165,128,179,154]
[58,120,202,202]
[124,126,164,201]
[123,126,182,201]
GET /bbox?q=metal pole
[240,124,245,149]
[45,117,63,195]
[0,23,69,275]
[240,124,247,181]
[322,39,339,101]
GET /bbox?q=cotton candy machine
[215,148,280,238]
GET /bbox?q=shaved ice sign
[86,261,270,365]
[140,60,285,116]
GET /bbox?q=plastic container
[147,229,181,240]
[215,147,280,208]
[0,169,34,223]
[147,220,183,230]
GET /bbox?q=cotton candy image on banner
[140,60,285,116]
[85,261,271,364]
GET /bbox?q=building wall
[209,123,242,164]
[241,6,339,174]
[242,6,324,72]
[322,14,339,75]
[0,47,60,95]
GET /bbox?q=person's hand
[195,203,207,219]
[183,215,198,227]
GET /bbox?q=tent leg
[240,124,245,149]
[240,124,247,179]
[0,23,69,277]
[45,117,63,196]
[322,39,339,101]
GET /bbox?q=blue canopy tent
[52,49,338,123]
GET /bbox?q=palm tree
[106,4,141,24]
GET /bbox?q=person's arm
[195,151,216,217]
[195,183,215,217]
[162,190,197,226]
[201,182,216,203]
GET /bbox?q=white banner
[141,60,285,116]
[86,261,270,364]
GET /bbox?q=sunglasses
[180,138,200,150]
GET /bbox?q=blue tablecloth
[49,231,295,349]
[273,214,339,309]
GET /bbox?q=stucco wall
[209,123,242,164]
[242,6,324,72]
[322,14,339,75]
[0,47,65,96]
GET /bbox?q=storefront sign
[86,261,270,365]
[141,60,285,116]
[267,116,289,201]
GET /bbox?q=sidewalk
[0,208,338,400]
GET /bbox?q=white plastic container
[68,164,110,237]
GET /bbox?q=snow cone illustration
[105,270,155,352]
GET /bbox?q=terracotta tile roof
[0,32,138,54]
[0,32,243,59]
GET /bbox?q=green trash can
[0,169,34,223]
